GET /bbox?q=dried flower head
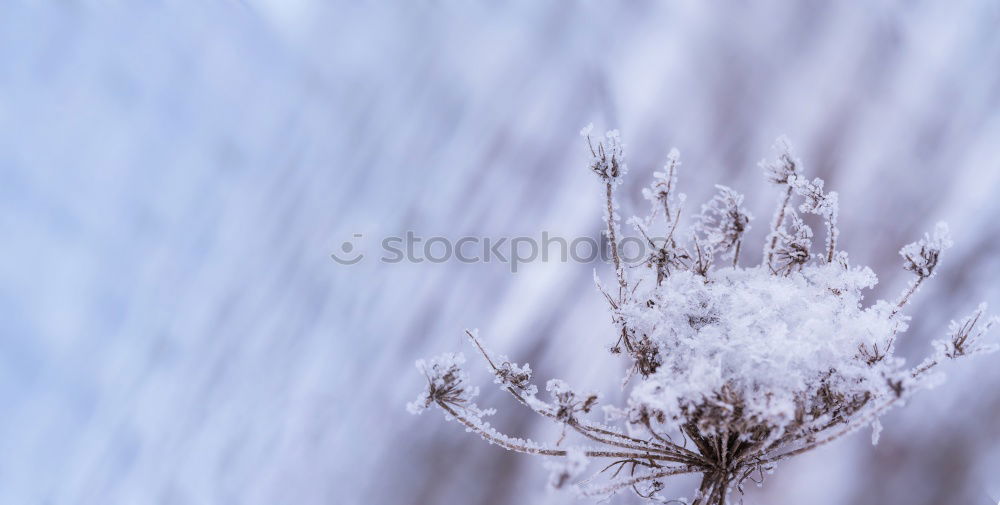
[409,131,997,504]
[694,184,753,267]
[407,353,479,415]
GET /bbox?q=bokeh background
[2,1,999,504]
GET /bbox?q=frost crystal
[409,132,997,504]
[870,419,883,446]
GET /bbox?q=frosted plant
[408,130,998,504]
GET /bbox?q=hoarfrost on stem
[409,130,997,504]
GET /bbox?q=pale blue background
[2,2,999,504]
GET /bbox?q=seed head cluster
[408,129,997,504]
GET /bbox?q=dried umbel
[408,130,998,504]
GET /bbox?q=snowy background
[2,1,999,504]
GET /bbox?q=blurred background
[2,1,999,504]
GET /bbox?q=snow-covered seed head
[409,132,998,505]
[584,128,627,183]
[935,303,1000,359]
[694,185,753,263]
[642,148,682,219]
[547,379,599,422]
[495,359,537,395]
[760,135,802,185]
[407,353,477,414]
[900,222,952,279]
[771,210,812,275]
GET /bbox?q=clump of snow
[870,419,883,445]
[622,262,898,437]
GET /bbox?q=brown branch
[639,417,709,463]
[605,181,627,299]
[578,464,701,497]
[760,395,902,464]
[891,275,925,318]
[436,401,675,461]
[766,185,794,271]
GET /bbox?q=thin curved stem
[437,400,675,461]
[578,464,701,497]
[765,185,794,272]
[760,395,903,464]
